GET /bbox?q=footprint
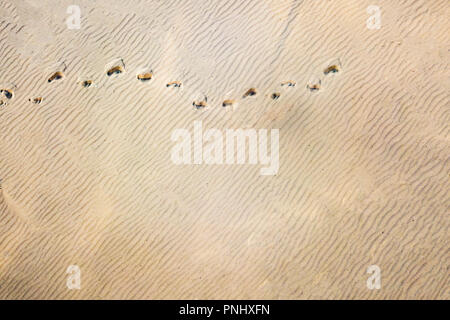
[107,66,124,76]
[281,81,296,87]
[0,88,14,99]
[0,85,15,106]
[243,88,257,98]
[47,62,67,83]
[47,71,64,83]
[166,81,182,88]
[307,80,321,92]
[193,96,207,109]
[80,80,93,88]
[137,70,153,81]
[271,92,281,100]
[324,65,340,75]
[324,59,341,75]
[29,97,43,104]
[222,99,236,107]
[106,58,125,77]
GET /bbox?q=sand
[0,0,448,299]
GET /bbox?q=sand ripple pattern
[0,0,448,299]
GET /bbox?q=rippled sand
[0,0,448,299]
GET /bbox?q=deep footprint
[105,58,126,77]
[324,64,340,75]
[137,71,153,81]
[324,59,341,75]
[107,66,124,76]
[243,88,257,98]
[0,89,14,99]
[48,71,64,83]
[271,92,281,100]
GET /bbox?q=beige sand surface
[0,0,448,299]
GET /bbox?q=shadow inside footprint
[48,71,64,83]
